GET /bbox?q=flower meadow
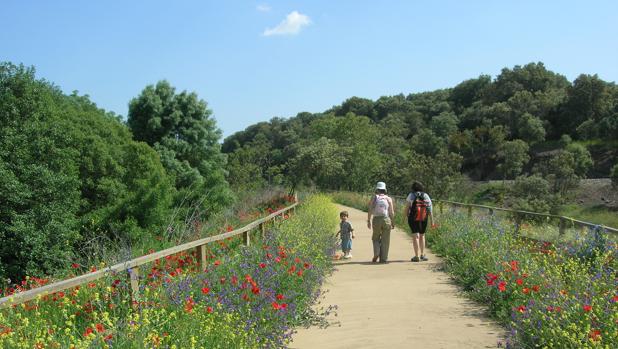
[0,195,339,348]
[428,211,617,348]
[329,191,617,348]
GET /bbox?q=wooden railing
[0,201,298,309]
[387,194,617,235]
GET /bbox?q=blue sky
[2,1,617,138]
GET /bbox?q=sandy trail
[291,204,504,349]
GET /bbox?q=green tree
[497,140,530,180]
[287,137,348,192]
[128,81,232,216]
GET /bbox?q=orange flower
[95,323,105,333]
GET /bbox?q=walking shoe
[372,256,379,263]
[420,255,429,261]
[411,256,420,262]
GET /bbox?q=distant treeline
[222,62,618,202]
[0,63,231,281]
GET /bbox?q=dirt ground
[291,204,505,349]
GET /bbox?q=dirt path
[291,204,504,349]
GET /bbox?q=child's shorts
[341,238,352,251]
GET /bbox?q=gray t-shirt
[339,221,353,240]
[406,192,433,213]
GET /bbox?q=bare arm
[367,198,374,229]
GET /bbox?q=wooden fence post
[260,223,265,238]
[467,205,472,218]
[243,230,250,246]
[558,217,566,236]
[488,208,494,216]
[129,266,140,306]
[514,214,522,234]
[196,245,207,267]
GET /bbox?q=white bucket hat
[375,181,387,191]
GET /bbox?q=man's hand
[367,220,371,229]
[352,234,355,239]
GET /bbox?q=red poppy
[532,285,540,292]
[95,323,105,333]
[272,301,281,310]
[281,303,288,309]
[498,281,507,292]
[517,305,526,313]
[207,306,213,313]
[201,287,210,295]
[276,293,285,300]
[510,261,518,271]
[588,329,601,341]
[515,279,523,286]
[214,260,221,266]
[259,263,266,269]
[104,334,113,341]
[612,295,618,302]
[522,288,530,294]
[90,266,97,272]
[297,270,303,277]
[71,263,79,269]
[583,304,592,312]
[304,262,311,269]
[252,286,260,295]
[83,327,94,337]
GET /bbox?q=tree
[611,163,618,188]
[565,143,593,177]
[497,140,530,180]
[508,175,554,213]
[517,113,546,144]
[287,137,348,192]
[128,81,232,216]
[430,111,459,138]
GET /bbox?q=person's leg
[419,233,426,257]
[380,221,391,262]
[412,233,420,257]
[371,217,382,261]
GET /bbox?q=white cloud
[263,11,311,36]
[256,4,271,12]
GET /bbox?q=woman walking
[367,182,395,263]
[405,181,435,262]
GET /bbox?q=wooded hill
[223,62,618,202]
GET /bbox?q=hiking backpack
[409,192,429,222]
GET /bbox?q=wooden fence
[0,201,299,310]
[388,194,618,235]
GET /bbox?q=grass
[559,204,618,229]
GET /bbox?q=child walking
[336,211,355,259]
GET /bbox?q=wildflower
[259,263,266,269]
[276,293,285,300]
[185,297,195,313]
[588,329,601,341]
[71,263,79,269]
[272,302,281,310]
[583,304,592,312]
[214,260,221,266]
[83,327,94,337]
[95,323,105,333]
[517,305,526,313]
[498,281,507,292]
[532,285,539,292]
[611,295,618,303]
[281,303,288,309]
[515,278,523,286]
[207,306,213,313]
[510,260,518,271]
[201,287,210,295]
[251,286,260,295]
[522,288,530,294]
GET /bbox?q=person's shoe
[347,254,353,259]
[411,256,420,262]
[420,255,428,261]
[372,256,379,263]
[343,254,351,259]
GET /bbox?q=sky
[2,0,618,138]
